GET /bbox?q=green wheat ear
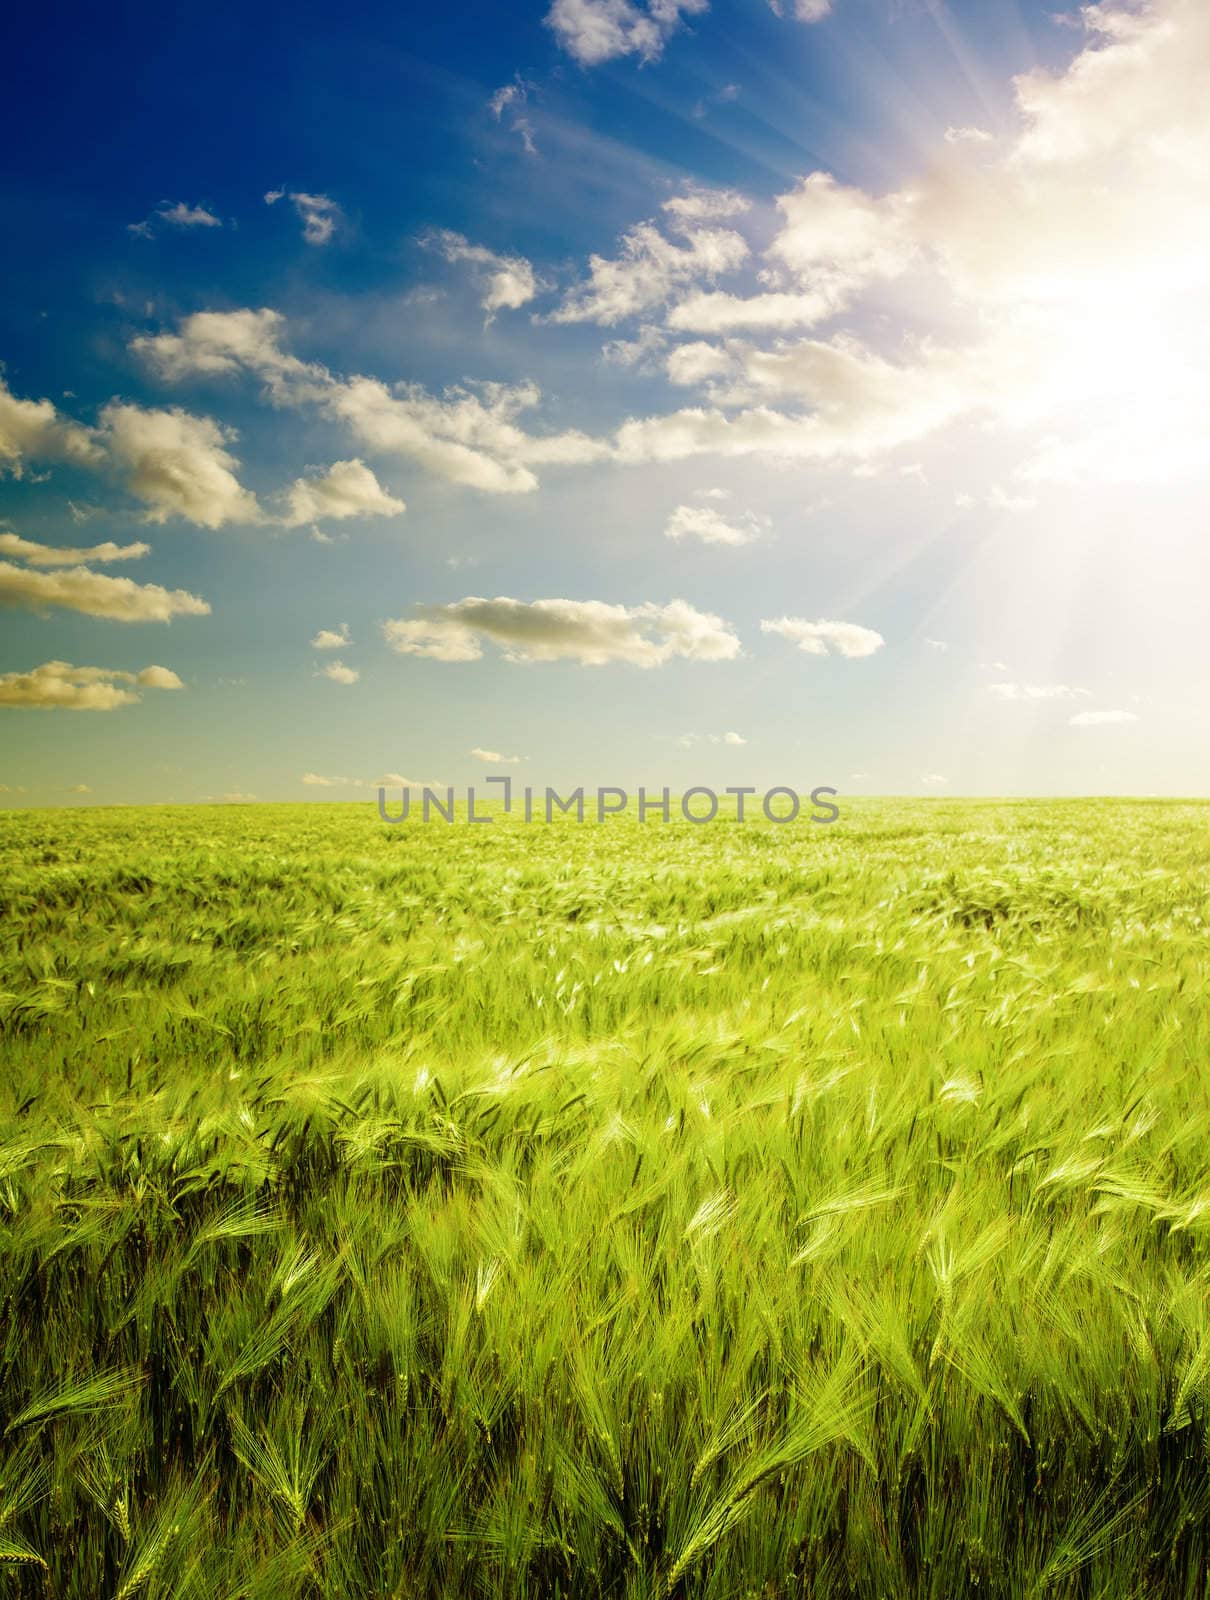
[0,1536,48,1568]
[4,1367,145,1435]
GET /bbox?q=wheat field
[1,798,1209,1596]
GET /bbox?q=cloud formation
[265,190,343,245]
[0,532,150,565]
[545,0,708,66]
[425,231,548,317]
[0,561,210,622]
[133,308,609,494]
[383,596,741,666]
[0,660,184,710]
[663,502,764,545]
[128,201,222,237]
[0,378,263,527]
[760,617,885,658]
[318,660,359,684]
[649,1,1210,483]
[98,404,263,527]
[549,205,747,326]
[310,624,350,650]
[283,460,405,525]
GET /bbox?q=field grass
[2,797,1210,1597]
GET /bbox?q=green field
[2,799,1210,1597]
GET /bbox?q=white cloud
[545,0,708,66]
[667,290,840,334]
[924,637,949,652]
[769,0,833,18]
[662,187,750,224]
[665,341,734,386]
[425,230,548,317]
[921,773,949,787]
[283,459,405,525]
[663,502,764,545]
[0,660,185,710]
[98,403,263,527]
[128,201,222,237]
[133,308,608,494]
[311,624,350,650]
[0,378,103,476]
[137,665,184,688]
[383,595,741,667]
[681,729,747,746]
[488,78,538,155]
[988,682,1091,702]
[470,747,523,763]
[318,660,359,685]
[668,173,912,335]
[0,561,210,622]
[1070,709,1139,727]
[266,190,343,245]
[611,2,1210,486]
[549,217,747,327]
[0,532,150,565]
[601,324,668,370]
[760,617,885,658]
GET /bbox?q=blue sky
[3,0,1208,804]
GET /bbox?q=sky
[2,0,1209,805]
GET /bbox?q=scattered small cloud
[488,77,538,155]
[283,459,404,525]
[0,660,185,710]
[545,0,708,67]
[761,617,885,659]
[768,0,834,19]
[677,730,746,747]
[921,773,949,787]
[311,624,350,650]
[424,230,549,318]
[68,784,92,794]
[265,189,343,246]
[664,502,765,546]
[0,560,210,622]
[470,747,524,763]
[384,595,741,667]
[691,82,741,119]
[318,660,359,685]
[128,201,222,238]
[924,637,949,652]
[0,532,150,566]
